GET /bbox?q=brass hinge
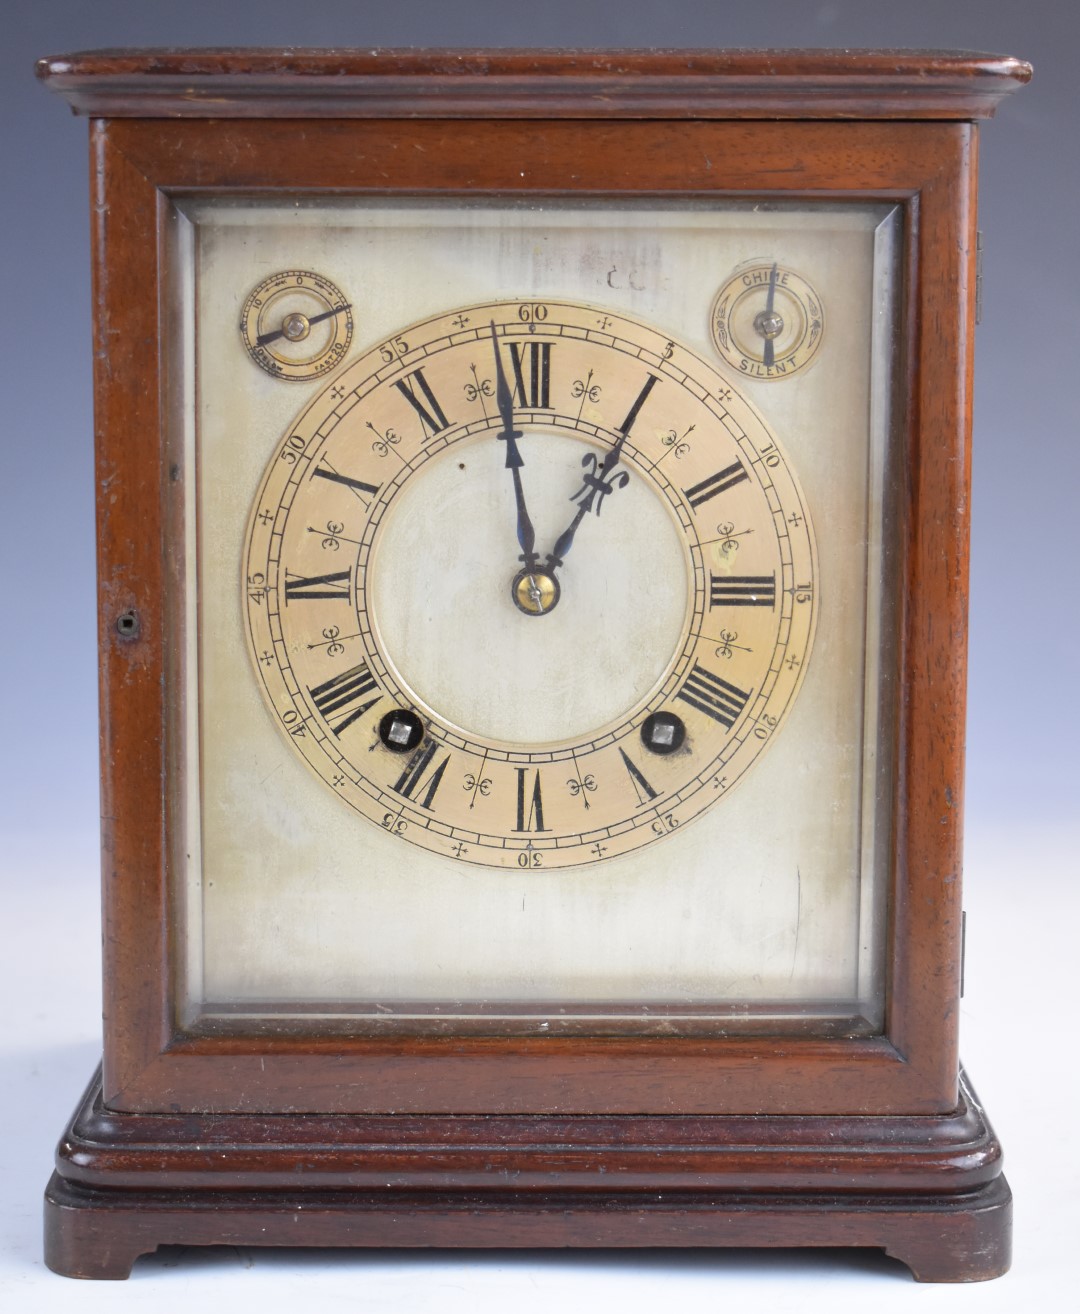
[975,231,984,326]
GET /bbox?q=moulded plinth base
[44,1066,1011,1282]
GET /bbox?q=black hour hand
[545,451,630,570]
[545,373,659,571]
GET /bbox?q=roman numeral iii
[709,573,776,608]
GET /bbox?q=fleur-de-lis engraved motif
[661,423,695,459]
[320,520,344,550]
[464,363,494,404]
[367,420,401,458]
[567,774,597,799]
[715,629,752,660]
[464,759,493,810]
[321,626,345,658]
[305,626,359,657]
[571,370,602,417]
[715,521,754,554]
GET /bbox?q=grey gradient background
[2,1,1077,1307]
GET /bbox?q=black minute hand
[491,322,539,570]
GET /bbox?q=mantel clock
[36,48,1030,1282]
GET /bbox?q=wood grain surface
[36,48,1031,119]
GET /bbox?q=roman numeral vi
[514,769,549,832]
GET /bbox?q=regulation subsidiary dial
[240,269,353,381]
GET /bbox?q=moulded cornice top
[36,48,1032,121]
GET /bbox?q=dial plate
[244,301,816,870]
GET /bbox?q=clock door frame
[81,110,973,1117]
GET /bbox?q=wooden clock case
[36,49,1030,1282]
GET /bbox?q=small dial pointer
[256,302,352,348]
[761,264,778,367]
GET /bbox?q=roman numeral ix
[283,569,351,603]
